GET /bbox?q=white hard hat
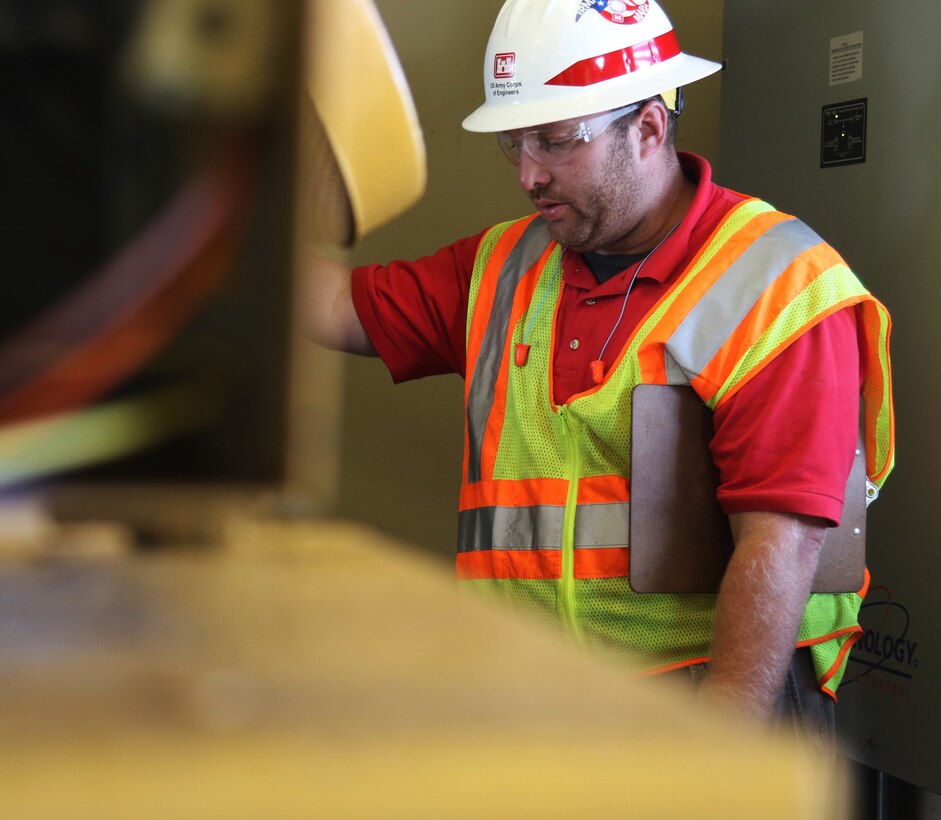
[462,0,722,133]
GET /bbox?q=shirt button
[569,339,580,350]
[586,298,596,305]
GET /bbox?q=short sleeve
[710,307,863,526]
[351,231,486,382]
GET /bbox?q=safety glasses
[496,102,643,166]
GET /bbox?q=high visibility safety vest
[457,198,895,697]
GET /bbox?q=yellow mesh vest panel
[710,265,868,408]
[492,247,567,479]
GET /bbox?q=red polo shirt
[351,154,862,525]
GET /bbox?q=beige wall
[333,0,725,557]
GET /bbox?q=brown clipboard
[628,384,866,594]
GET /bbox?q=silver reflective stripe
[663,349,688,385]
[458,502,630,551]
[665,218,823,380]
[466,218,552,483]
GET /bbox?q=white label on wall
[830,31,864,85]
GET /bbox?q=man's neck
[640,154,695,247]
[598,154,694,256]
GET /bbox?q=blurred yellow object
[305,0,426,242]
[0,519,851,819]
[124,0,288,118]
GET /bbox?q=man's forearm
[700,511,827,723]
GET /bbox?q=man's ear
[634,99,670,159]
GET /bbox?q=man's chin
[545,221,591,253]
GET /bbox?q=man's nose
[516,151,552,191]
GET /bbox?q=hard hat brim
[461,53,722,133]
[306,0,426,240]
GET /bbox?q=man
[306,0,894,742]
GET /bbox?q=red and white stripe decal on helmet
[545,30,680,87]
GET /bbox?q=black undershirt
[582,250,647,284]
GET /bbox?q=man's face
[506,112,646,255]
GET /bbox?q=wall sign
[821,98,867,167]
[830,31,864,85]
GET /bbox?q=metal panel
[720,0,941,792]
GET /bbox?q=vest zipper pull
[515,343,530,367]
[590,359,605,384]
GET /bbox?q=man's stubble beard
[535,141,641,255]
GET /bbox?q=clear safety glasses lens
[496,102,643,166]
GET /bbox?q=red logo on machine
[576,0,649,24]
[494,52,516,78]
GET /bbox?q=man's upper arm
[350,231,486,381]
[301,254,376,355]
[710,308,863,526]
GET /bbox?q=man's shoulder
[686,181,752,250]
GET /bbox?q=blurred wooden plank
[0,518,848,819]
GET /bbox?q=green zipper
[557,405,584,642]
